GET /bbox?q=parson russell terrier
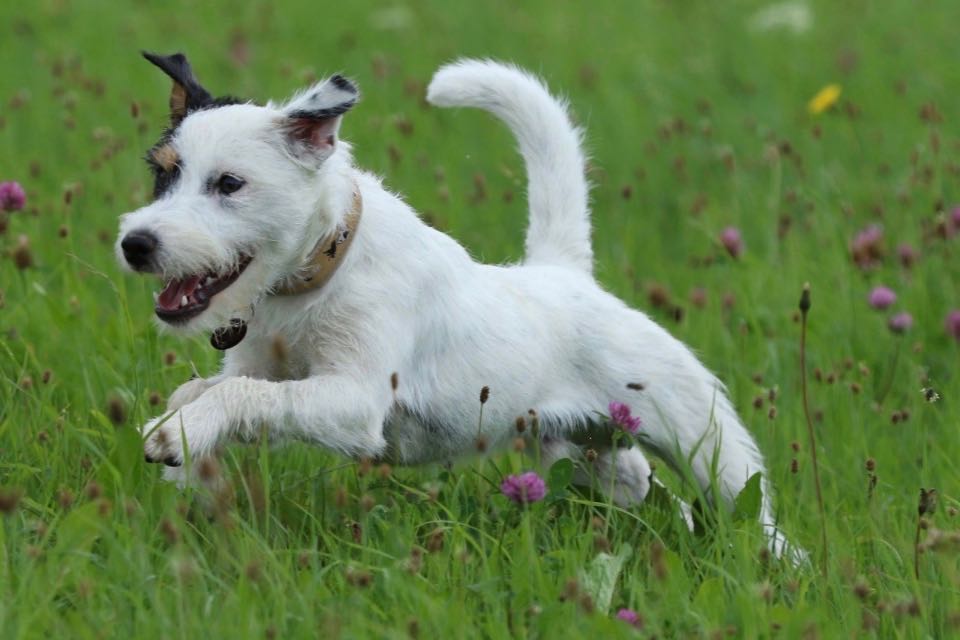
[116,52,802,561]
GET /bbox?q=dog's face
[116,52,358,334]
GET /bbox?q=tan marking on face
[151,144,179,171]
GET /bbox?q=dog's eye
[216,173,245,195]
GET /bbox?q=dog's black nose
[121,230,159,270]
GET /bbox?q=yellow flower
[808,84,842,115]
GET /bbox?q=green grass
[2,0,960,637]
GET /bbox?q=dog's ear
[280,75,359,162]
[142,51,214,126]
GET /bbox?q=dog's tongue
[157,275,202,310]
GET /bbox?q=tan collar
[272,188,362,296]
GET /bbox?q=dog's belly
[382,406,467,464]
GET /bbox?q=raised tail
[427,59,593,273]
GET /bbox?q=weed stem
[799,283,829,577]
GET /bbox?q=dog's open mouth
[154,255,252,323]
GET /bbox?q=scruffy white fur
[117,59,801,560]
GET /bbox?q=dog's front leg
[166,374,226,412]
[143,374,389,466]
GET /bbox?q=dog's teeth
[181,295,188,307]
[153,291,159,302]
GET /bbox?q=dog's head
[116,52,359,334]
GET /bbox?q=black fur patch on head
[145,138,182,199]
[142,51,214,124]
[140,51,247,200]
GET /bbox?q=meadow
[2,0,960,637]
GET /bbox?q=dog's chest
[231,330,313,381]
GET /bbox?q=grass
[2,0,960,637]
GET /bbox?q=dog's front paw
[142,401,224,467]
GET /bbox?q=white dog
[117,53,800,560]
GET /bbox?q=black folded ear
[280,75,359,163]
[142,51,214,126]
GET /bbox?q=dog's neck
[209,185,362,351]
[272,186,362,296]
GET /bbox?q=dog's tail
[427,59,592,273]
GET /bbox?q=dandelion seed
[500,471,547,504]
[608,401,642,434]
[868,286,896,310]
[808,84,842,115]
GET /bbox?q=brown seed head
[197,457,220,483]
[357,457,372,477]
[13,235,33,270]
[360,494,375,512]
[58,488,75,510]
[160,518,179,545]
[85,481,102,500]
[799,282,811,313]
[919,488,938,516]
[0,487,22,515]
[244,560,262,582]
[560,578,579,601]
[426,528,444,553]
[593,534,611,552]
[514,416,526,433]
[107,395,127,425]
[479,386,490,404]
